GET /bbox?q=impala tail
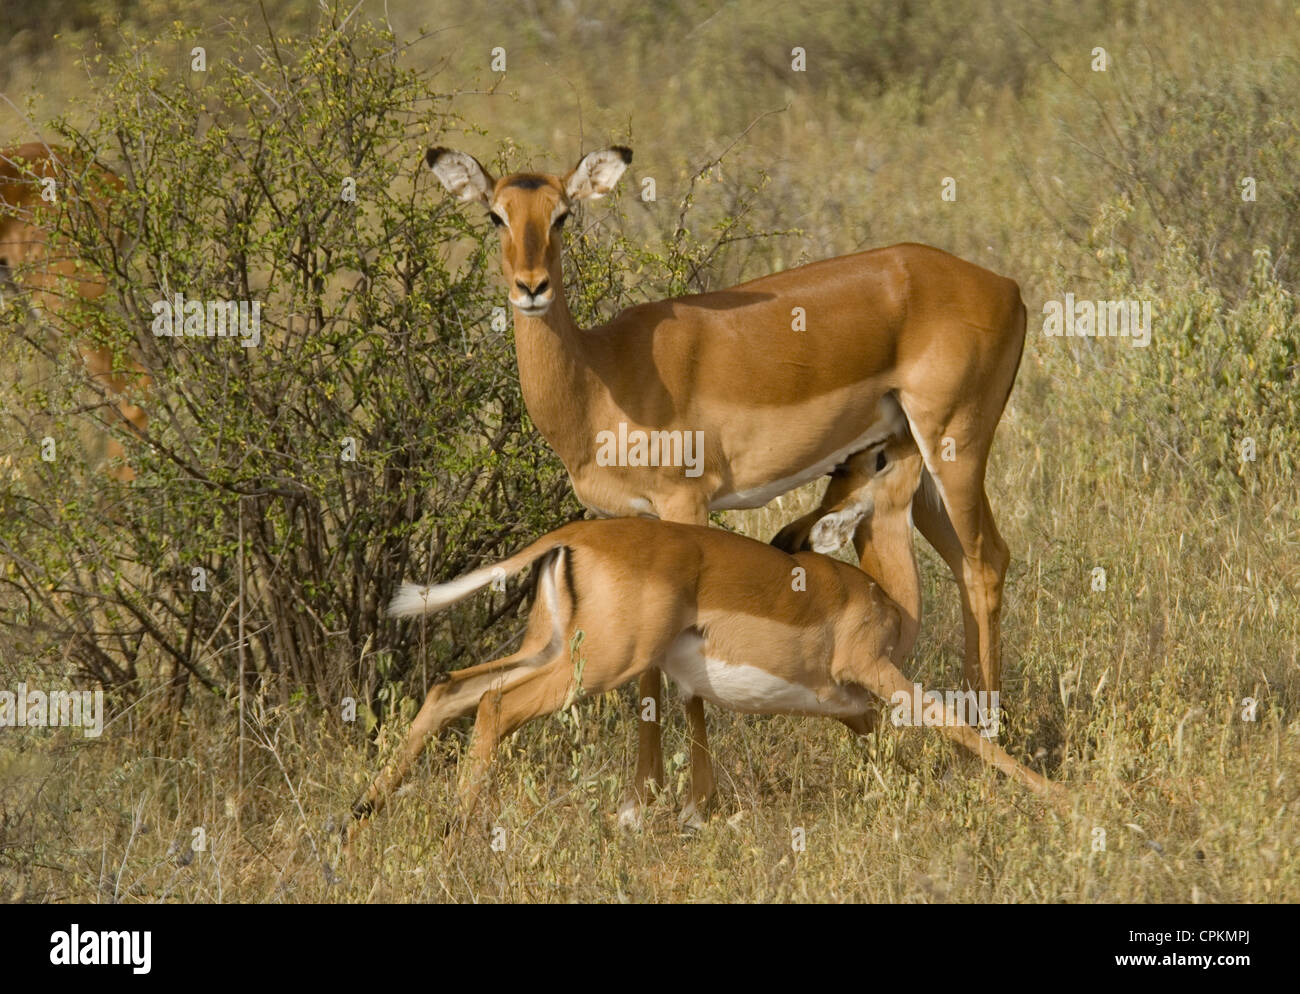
[386,534,567,618]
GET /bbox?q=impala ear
[565,146,632,201]
[426,147,494,206]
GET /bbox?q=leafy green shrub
[1103,237,1298,502]
[1030,51,1300,507]
[1062,53,1300,298]
[0,14,581,722]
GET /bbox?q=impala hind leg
[349,549,569,841]
[619,669,666,831]
[458,649,649,830]
[899,403,1009,702]
[348,643,552,837]
[910,469,980,677]
[933,469,1008,701]
[676,695,715,830]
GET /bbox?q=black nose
[516,277,549,296]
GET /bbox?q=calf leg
[349,642,553,832]
[459,645,652,828]
[839,646,1057,798]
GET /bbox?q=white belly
[661,632,869,717]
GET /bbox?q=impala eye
[553,211,569,230]
[488,212,506,228]
[875,449,888,472]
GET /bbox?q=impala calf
[352,432,1025,832]
[358,515,1055,836]
[1,142,148,481]
[425,140,1025,826]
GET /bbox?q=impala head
[805,429,927,556]
[864,430,927,521]
[426,145,632,317]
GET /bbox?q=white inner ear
[810,494,874,554]
[431,151,493,205]
[566,148,630,201]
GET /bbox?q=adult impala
[353,432,1057,834]
[418,142,1026,825]
[0,142,148,480]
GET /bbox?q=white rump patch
[540,547,566,648]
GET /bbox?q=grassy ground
[8,368,1295,903]
[2,1,1298,902]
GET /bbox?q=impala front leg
[618,491,712,830]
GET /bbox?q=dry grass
[5,388,1296,901]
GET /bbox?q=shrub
[0,14,580,725]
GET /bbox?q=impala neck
[855,510,922,666]
[510,264,598,467]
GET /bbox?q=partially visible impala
[413,142,1025,826]
[356,433,1058,836]
[0,142,148,481]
